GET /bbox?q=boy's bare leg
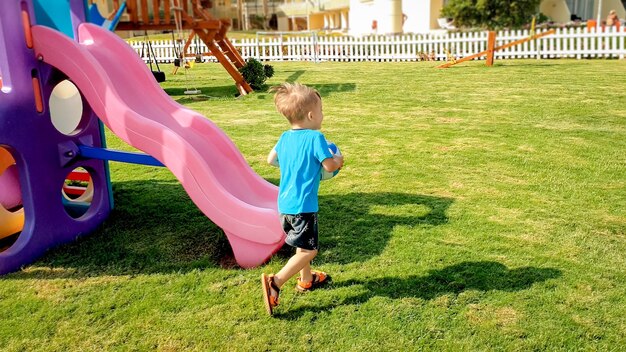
[300,260,313,283]
[273,248,317,288]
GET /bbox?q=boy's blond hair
[270,82,321,123]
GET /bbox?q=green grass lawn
[1,59,625,351]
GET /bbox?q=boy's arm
[322,154,344,172]
[267,148,279,167]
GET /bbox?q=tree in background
[441,0,541,29]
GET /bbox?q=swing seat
[152,71,166,83]
[141,32,165,82]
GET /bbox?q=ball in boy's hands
[320,141,341,181]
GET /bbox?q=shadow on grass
[164,82,356,102]
[3,180,452,279]
[164,86,239,100]
[275,261,562,319]
[285,70,305,82]
[278,69,358,95]
[255,82,356,98]
[457,62,563,70]
[5,180,229,279]
[309,83,356,97]
[316,192,452,264]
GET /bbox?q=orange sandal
[296,270,330,292]
[261,273,280,315]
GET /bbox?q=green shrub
[239,58,274,90]
[263,64,275,80]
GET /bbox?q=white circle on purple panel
[50,80,83,135]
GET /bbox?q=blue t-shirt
[274,129,333,214]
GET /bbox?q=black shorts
[281,212,319,250]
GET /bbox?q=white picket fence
[130,27,626,64]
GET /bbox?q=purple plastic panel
[0,0,112,274]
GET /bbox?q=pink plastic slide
[31,24,285,268]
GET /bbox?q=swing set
[170,6,201,94]
[114,0,252,95]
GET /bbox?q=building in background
[540,0,625,24]
[92,0,626,36]
[348,0,442,35]
[276,0,349,31]
[350,0,626,36]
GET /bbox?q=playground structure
[437,29,557,69]
[88,1,127,31]
[0,0,284,275]
[113,0,252,95]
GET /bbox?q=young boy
[261,82,344,315]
